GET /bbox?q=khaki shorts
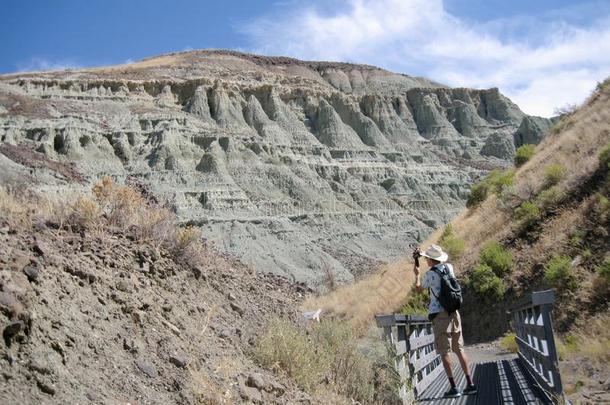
[432,310,464,355]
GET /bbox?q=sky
[1,0,609,117]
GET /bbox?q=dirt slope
[0,180,314,404]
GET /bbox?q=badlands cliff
[0,50,551,286]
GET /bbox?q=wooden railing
[510,290,563,402]
[375,314,444,402]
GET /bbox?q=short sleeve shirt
[422,263,455,314]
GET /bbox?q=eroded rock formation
[0,50,551,286]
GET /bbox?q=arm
[413,262,424,293]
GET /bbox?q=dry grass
[0,177,206,271]
[255,318,397,404]
[305,82,610,331]
[303,259,413,332]
[558,313,610,365]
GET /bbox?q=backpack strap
[429,264,446,300]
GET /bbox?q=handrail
[375,314,442,402]
[510,290,563,402]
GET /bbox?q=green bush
[515,201,540,229]
[255,318,375,402]
[600,143,610,171]
[543,164,566,188]
[544,255,576,289]
[499,332,518,353]
[470,263,506,301]
[536,186,564,210]
[597,259,610,283]
[466,169,515,208]
[479,242,513,276]
[401,287,429,315]
[487,169,515,194]
[466,181,489,208]
[514,144,536,167]
[439,224,465,259]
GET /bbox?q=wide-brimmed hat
[420,244,448,263]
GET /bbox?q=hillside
[307,79,610,402]
[0,49,551,287]
[0,176,315,404]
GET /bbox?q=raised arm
[413,261,424,293]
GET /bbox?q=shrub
[600,143,610,171]
[466,169,514,208]
[174,226,200,252]
[536,186,564,210]
[470,264,505,301]
[596,78,610,93]
[401,287,429,315]
[543,164,566,188]
[255,318,322,391]
[439,224,465,259]
[515,201,540,229]
[92,176,147,228]
[593,193,610,222]
[466,181,489,208]
[486,169,515,194]
[479,242,513,276]
[596,259,610,284]
[69,196,101,229]
[255,319,375,402]
[514,144,535,167]
[499,332,518,353]
[544,255,576,289]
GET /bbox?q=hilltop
[0,49,551,287]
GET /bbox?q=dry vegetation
[0,176,205,271]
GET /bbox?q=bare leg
[441,353,454,378]
[455,348,471,376]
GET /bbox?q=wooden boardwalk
[376,291,564,405]
[416,357,552,404]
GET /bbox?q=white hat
[420,244,448,263]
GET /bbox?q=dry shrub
[558,313,610,365]
[1,178,205,272]
[68,196,101,229]
[255,318,379,403]
[92,176,146,228]
[0,186,31,227]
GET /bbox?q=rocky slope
[0,50,551,286]
[0,181,314,404]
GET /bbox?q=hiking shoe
[443,387,461,398]
[463,384,477,395]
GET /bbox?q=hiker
[412,244,477,398]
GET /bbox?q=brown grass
[0,177,206,271]
[305,82,610,331]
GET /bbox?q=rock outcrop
[0,50,551,287]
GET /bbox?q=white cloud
[16,57,81,73]
[243,0,610,117]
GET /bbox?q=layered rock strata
[0,50,551,286]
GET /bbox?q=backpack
[431,264,463,313]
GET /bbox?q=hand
[413,265,420,276]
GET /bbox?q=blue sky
[2,0,609,116]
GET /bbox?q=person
[413,244,477,398]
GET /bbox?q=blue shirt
[422,263,455,314]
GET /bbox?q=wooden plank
[411,350,440,375]
[410,334,435,351]
[510,290,554,311]
[516,337,556,370]
[414,360,444,397]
